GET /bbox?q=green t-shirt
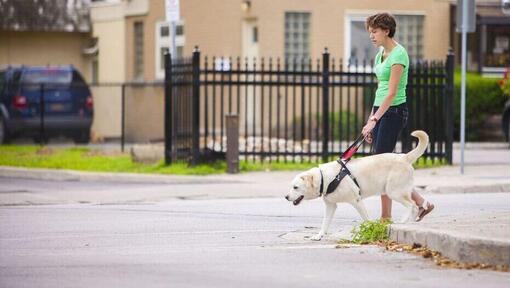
[374,44,409,106]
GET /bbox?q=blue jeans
[371,103,408,154]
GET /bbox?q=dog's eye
[293,186,298,190]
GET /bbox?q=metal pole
[164,52,172,164]
[121,84,126,152]
[445,49,455,164]
[191,47,201,165]
[460,0,467,174]
[226,114,239,173]
[39,83,45,145]
[171,21,177,57]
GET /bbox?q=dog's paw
[310,234,323,241]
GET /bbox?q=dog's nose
[285,195,289,200]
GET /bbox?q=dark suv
[0,66,93,144]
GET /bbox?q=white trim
[344,14,374,72]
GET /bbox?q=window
[155,21,186,79]
[346,14,424,68]
[91,59,98,84]
[394,15,424,61]
[284,12,311,66]
[253,26,258,43]
[134,21,144,81]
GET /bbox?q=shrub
[499,68,510,97]
[453,70,507,141]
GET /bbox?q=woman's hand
[365,131,373,144]
[362,120,376,141]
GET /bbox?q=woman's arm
[372,64,403,120]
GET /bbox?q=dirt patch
[36,147,54,155]
[83,150,128,157]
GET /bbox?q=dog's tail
[405,130,429,164]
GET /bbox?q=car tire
[0,117,11,144]
[73,130,90,144]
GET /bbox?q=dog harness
[318,160,361,196]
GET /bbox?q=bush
[453,70,507,141]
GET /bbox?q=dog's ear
[301,172,316,189]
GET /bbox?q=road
[1,177,509,287]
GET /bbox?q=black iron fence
[165,47,454,164]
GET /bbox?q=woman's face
[368,27,389,47]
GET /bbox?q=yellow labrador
[285,130,428,241]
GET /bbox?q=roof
[0,0,91,32]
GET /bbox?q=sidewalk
[1,143,509,266]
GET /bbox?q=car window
[21,69,72,90]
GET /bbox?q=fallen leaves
[381,240,509,272]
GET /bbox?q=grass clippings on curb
[350,219,392,244]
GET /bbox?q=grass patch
[0,145,445,175]
[350,219,392,244]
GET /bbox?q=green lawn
[0,145,445,175]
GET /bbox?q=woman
[361,13,434,221]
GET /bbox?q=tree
[0,0,90,32]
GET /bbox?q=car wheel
[73,130,90,144]
[0,117,10,144]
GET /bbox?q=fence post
[445,48,455,164]
[164,51,172,164]
[191,46,201,165]
[226,114,239,173]
[322,48,330,162]
[39,83,45,145]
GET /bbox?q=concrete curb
[0,166,243,185]
[389,225,510,266]
[2,166,510,195]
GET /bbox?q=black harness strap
[324,160,361,196]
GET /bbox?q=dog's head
[285,168,321,206]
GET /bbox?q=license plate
[49,103,65,112]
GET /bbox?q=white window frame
[344,11,425,71]
[155,20,185,80]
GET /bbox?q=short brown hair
[365,13,396,38]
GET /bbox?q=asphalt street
[1,178,509,287]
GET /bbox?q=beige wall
[90,0,453,142]
[0,31,93,81]
[92,20,126,82]
[181,0,451,61]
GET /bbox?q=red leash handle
[340,134,365,162]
